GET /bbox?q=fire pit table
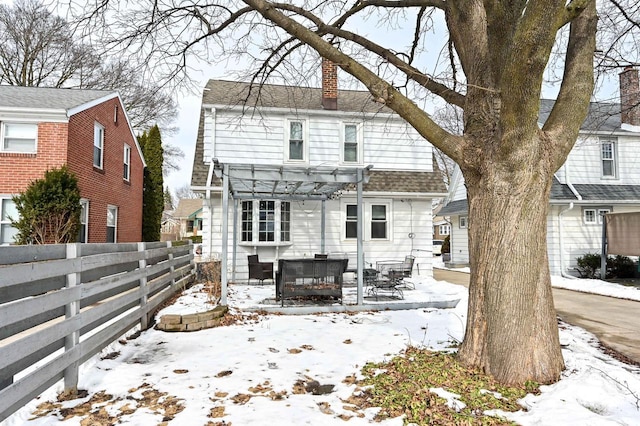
[275,258,348,306]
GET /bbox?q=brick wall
[321,58,338,110]
[67,97,143,243]
[619,66,640,126]
[0,122,68,193]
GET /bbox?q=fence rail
[0,241,195,422]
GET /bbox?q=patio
[227,277,461,314]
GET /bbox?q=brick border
[156,305,229,332]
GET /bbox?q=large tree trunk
[458,138,564,384]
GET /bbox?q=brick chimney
[321,58,338,110]
[619,66,640,126]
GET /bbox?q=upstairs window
[123,144,131,181]
[343,123,360,163]
[459,216,468,229]
[94,123,104,169]
[1,122,37,153]
[600,138,617,178]
[287,120,305,161]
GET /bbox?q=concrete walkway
[434,268,640,364]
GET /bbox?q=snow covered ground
[3,273,640,426]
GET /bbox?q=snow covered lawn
[4,276,640,426]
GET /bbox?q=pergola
[211,159,372,306]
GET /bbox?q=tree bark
[458,133,564,384]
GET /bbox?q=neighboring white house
[190,60,447,283]
[439,67,640,276]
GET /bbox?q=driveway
[433,268,640,364]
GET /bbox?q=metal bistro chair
[247,254,274,285]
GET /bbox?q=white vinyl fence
[0,241,195,422]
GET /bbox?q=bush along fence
[0,241,195,422]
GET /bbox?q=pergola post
[232,198,238,283]
[221,164,230,305]
[321,199,326,254]
[357,168,364,305]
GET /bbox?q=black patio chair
[247,254,274,285]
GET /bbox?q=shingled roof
[439,178,640,216]
[539,99,624,133]
[0,85,115,112]
[201,80,392,114]
[191,80,446,196]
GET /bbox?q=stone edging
[156,305,229,332]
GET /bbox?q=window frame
[370,204,388,240]
[439,224,450,235]
[1,197,18,245]
[342,199,392,242]
[285,118,308,163]
[94,122,105,169]
[459,216,468,229]
[106,205,118,243]
[600,138,617,179]
[123,143,131,181]
[240,200,291,245]
[78,199,89,243]
[1,122,38,153]
[583,206,611,225]
[341,122,362,164]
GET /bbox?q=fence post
[138,242,149,329]
[167,241,176,287]
[63,243,81,396]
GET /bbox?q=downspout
[558,163,582,278]
[205,107,216,260]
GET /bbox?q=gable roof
[191,82,446,196]
[202,79,392,114]
[539,99,624,133]
[173,199,204,219]
[0,85,115,114]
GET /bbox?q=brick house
[0,86,145,244]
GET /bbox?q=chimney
[322,58,338,110]
[619,66,640,126]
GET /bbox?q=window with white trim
[107,205,117,243]
[343,123,360,163]
[286,120,305,162]
[1,122,37,153]
[600,138,617,178]
[94,123,104,168]
[371,204,388,239]
[583,207,611,225]
[78,199,89,243]
[241,200,290,243]
[344,201,392,241]
[123,144,131,181]
[1,198,18,245]
[459,216,468,229]
[439,224,450,235]
[345,204,358,239]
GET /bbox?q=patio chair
[247,254,274,285]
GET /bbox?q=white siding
[449,216,470,264]
[206,108,434,171]
[558,134,640,185]
[201,194,435,280]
